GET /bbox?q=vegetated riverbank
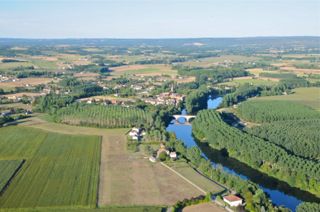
[192,110,320,198]
[195,140,320,203]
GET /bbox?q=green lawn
[0,126,101,209]
[254,87,320,111]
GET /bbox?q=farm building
[169,152,177,159]
[128,127,145,141]
[223,195,243,207]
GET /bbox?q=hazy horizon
[1,0,319,39]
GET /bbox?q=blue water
[166,96,305,211]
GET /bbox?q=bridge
[172,115,196,123]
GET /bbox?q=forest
[247,119,320,160]
[296,202,320,212]
[192,110,320,197]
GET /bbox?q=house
[223,195,243,207]
[169,152,177,160]
[128,127,145,141]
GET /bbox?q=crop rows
[55,104,153,128]
[0,126,101,208]
[0,160,24,193]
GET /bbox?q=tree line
[192,110,320,197]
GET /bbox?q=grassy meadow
[0,126,101,209]
[254,87,320,110]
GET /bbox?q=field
[110,64,177,77]
[254,87,320,110]
[73,72,99,80]
[218,77,277,87]
[0,77,55,88]
[166,161,224,194]
[17,116,216,207]
[0,160,24,194]
[180,55,259,67]
[183,202,225,212]
[0,61,34,72]
[0,126,101,209]
[99,131,205,206]
[0,102,32,110]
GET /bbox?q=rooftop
[223,195,242,202]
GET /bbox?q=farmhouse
[223,195,243,207]
[169,152,177,160]
[128,127,145,141]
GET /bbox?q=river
[166,96,319,211]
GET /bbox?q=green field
[0,126,101,209]
[255,87,320,110]
[0,160,24,193]
[218,78,277,87]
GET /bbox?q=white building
[169,152,177,159]
[223,195,243,207]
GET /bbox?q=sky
[0,0,319,38]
